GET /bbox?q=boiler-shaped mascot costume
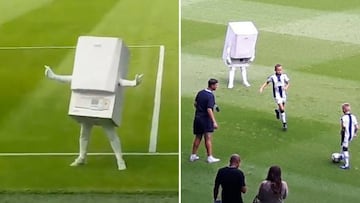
[222,21,258,88]
[45,36,143,170]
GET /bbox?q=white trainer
[189,154,200,162]
[70,157,86,166]
[117,159,127,170]
[207,156,220,163]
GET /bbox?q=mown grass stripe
[263,11,360,45]
[182,0,326,30]
[0,0,53,26]
[181,53,360,124]
[182,0,360,45]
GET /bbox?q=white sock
[228,67,236,88]
[79,123,92,159]
[343,151,350,166]
[339,152,344,160]
[281,112,286,123]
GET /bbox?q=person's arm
[213,171,221,201]
[340,117,345,136]
[284,74,290,91]
[282,181,289,200]
[241,185,247,193]
[259,81,269,93]
[44,65,72,83]
[353,116,359,138]
[241,172,247,193]
[208,108,218,129]
[207,94,218,129]
[118,74,143,87]
[355,124,359,137]
[257,181,265,202]
[213,184,219,201]
[284,80,290,91]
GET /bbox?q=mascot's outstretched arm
[44,65,72,83]
[118,74,143,87]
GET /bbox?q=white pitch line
[149,45,165,153]
[0,46,75,50]
[128,44,163,48]
[0,45,161,50]
[0,152,178,156]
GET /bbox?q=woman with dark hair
[255,166,288,203]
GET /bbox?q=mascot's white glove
[250,55,255,62]
[135,74,144,86]
[226,56,232,65]
[226,46,232,65]
[44,65,72,83]
[119,74,144,87]
[44,65,55,79]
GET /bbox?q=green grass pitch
[181,0,360,202]
[0,0,178,202]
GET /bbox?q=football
[331,153,342,163]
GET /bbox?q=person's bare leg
[190,135,202,161]
[278,103,287,130]
[204,133,220,163]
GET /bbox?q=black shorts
[193,116,214,135]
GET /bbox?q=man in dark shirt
[214,154,247,203]
[190,78,220,163]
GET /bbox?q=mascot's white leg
[240,65,250,87]
[103,125,126,170]
[228,66,236,88]
[70,122,92,166]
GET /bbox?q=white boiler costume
[45,36,143,170]
[222,21,258,88]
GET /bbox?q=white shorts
[274,97,286,105]
[342,135,352,148]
